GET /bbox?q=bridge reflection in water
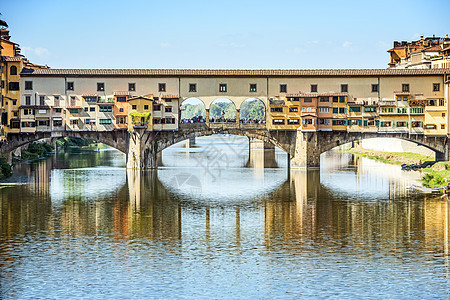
[0,145,449,298]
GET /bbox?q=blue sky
[2,0,449,69]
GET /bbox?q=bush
[0,158,12,179]
[21,142,54,160]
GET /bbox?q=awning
[69,117,78,121]
[52,117,63,121]
[35,116,50,120]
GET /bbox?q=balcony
[97,98,114,104]
[132,122,148,129]
[378,100,396,106]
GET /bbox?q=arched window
[10,66,17,75]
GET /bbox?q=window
[410,107,424,114]
[69,109,79,114]
[287,119,299,125]
[287,97,299,101]
[12,99,17,105]
[441,124,445,129]
[40,96,45,106]
[55,108,62,113]
[397,121,407,127]
[332,107,338,114]
[371,84,379,93]
[8,82,19,90]
[54,96,60,107]
[272,119,285,125]
[21,121,36,128]
[424,124,436,129]
[411,121,422,127]
[339,96,345,103]
[165,118,175,124]
[339,107,346,114]
[23,109,34,115]
[99,106,112,112]
[302,119,314,125]
[25,81,33,90]
[396,96,402,101]
[53,120,62,127]
[402,84,409,92]
[428,100,437,106]
[129,83,136,91]
[219,84,227,92]
[25,96,31,105]
[304,98,312,103]
[70,119,79,126]
[381,107,393,113]
[119,108,124,112]
[320,96,329,102]
[144,105,149,110]
[116,96,127,102]
[402,96,408,101]
[99,119,112,124]
[341,84,348,93]
[84,97,97,102]
[397,108,407,114]
[381,121,392,127]
[165,106,172,112]
[318,118,330,125]
[332,96,338,103]
[189,83,197,92]
[310,84,317,93]
[289,107,298,112]
[332,120,346,126]
[271,107,283,112]
[67,82,74,90]
[84,107,89,112]
[97,82,105,91]
[439,99,445,106]
[433,83,440,92]
[13,111,18,117]
[153,104,161,111]
[442,113,446,118]
[158,83,166,92]
[249,84,257,92]
[90,107,95,112]
[132,105,137,110]
[364,106,376,112]
[10,66,17,75]
[318,107,330,113]
[279,84,287,93]
[349,106,360,113]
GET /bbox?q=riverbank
[348,147,448,188]
[347,148,434,165]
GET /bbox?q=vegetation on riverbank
[348,148,434,165]
[421,162,450,188]
[20,142,55,160]
[0,157,12,180]
[56,137,96,148]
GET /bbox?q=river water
[0,135,449,299]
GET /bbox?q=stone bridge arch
[0,130,129,158]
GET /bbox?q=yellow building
[331,94,348,131]
[128,96,153,131]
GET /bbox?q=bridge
[1,123,447,169]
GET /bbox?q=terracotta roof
[82,93,97,97]
[128,96,153,101]
[161,94,179,99]
[114,91,130,96]
[394,91,410,95]
[1,56,21,62]
[20,68,450,77]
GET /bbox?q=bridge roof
[21,68,450,77]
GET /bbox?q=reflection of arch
[180,97,206,122]
[239,97,266,123]
[209,98,237,123]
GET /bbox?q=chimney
[433,34,435,39]
[420,35,424,40]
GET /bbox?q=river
[0,135,449,299]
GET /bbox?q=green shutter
[333,107,338,113]
[358,120,362,126]
[363,120,368,126]
[375,120,380,126]
[332,120,336,125]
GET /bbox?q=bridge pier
[126,128,159,169]
[290,131,321,168]
[185,137,196,148]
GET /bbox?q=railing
[132,122,148,128]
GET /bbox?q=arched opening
[180,97,206,123]
[10,65,17,75]
[209,98,236,123]
[239,98,266,125]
